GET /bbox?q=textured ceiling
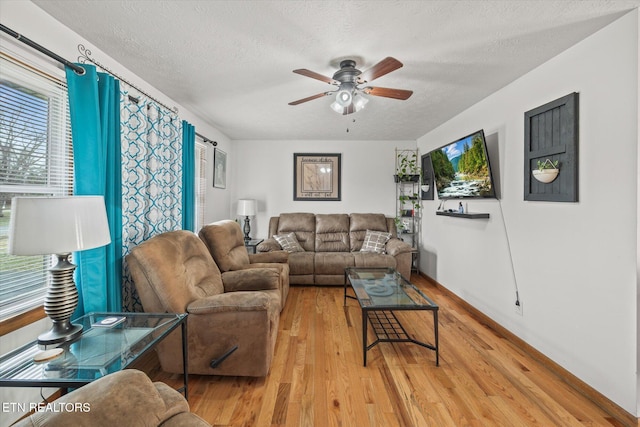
[32,0,639,141]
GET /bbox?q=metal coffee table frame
[344,267,439,367]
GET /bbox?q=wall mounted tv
[429,129,496,199]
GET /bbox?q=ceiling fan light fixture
[335,89,353,107]
[330,101,344,113]
[289,57,411,115]
[353,93,369,111]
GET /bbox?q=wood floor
[140,275,631,427]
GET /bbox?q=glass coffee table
[344,267,439,366]
[0,312,188,398]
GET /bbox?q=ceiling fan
[288,57,413,115]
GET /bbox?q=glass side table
[244,238,264,254]
[0,312,188,399]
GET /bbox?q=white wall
[232,139,415,238]
[637,7,640,417]
[417,10,639,415]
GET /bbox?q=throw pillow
[360,229,391,254]
[274,233,305,253]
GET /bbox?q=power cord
[497,198,521,309]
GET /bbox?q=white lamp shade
[237,199,256,216]
[8,196,111,255]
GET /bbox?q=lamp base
[243,215,251,242]
[38,322,83,345]
[37,253,83,345]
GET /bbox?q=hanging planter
[532,159,559,183]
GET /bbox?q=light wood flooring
[140,275,633,427]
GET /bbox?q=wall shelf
[436,211,490,219]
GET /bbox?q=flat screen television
[429,129,496,199]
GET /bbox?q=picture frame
[213,148,227,189]
[293,153,341,201]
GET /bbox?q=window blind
[0,54,73,321]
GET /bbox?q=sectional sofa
[257,213,414,285]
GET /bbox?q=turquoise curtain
[65,64,123,315]
[181,121,195,231]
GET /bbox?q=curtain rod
[77,44,178,113]
[196,132,217,146]
[0,23,85,75]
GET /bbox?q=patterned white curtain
[120,90,182,312]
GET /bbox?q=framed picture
[213,148,227,189]
[293,153,341,201]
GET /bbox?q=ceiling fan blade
[357,57,403,83]
[362,86,413,100]
[288,92,332,106]
[293,69,338,85]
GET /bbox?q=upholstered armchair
[12,369,210,427]
[199,220,290,309]
[126,230,281,377]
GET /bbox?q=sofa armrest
[256,238,281,252]
[161,412,212,427]
[249,250,288,264]
[385,238,415,256]
[187,291,273,314]
[221,268,279,292]
[11,369,191,427]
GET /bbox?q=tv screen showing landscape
[430,130,496,199]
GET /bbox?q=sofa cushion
[127,231,224,314]
[349,213,390,251]
[360,229,392,254]
[353,252,396,270]
[199,220,250,272]
[315,214,350,252]
[277,213,316,251]
[288,252,315,275]
[315,252,355,275]
[274,233,305,253]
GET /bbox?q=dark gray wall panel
[524,92,579,202]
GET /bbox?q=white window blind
[0,54,73,321]
[195,140,207,230]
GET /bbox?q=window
[0,54,73,321]
[194,140,207,230]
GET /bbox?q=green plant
[537,159,559,171]
[399,193,421,211]
[396,151,419,181]
[394,216,405,231]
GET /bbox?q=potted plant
[532,159,559,183]
[394,151,420,182]
[399,193,421,211]
[394,216,406,234]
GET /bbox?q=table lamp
[8,196,111,345]
[236,199,256,241]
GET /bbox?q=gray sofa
[257,213,414,285]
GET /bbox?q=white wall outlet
[515,300,523,316]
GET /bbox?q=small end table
[0,312,189,399]
[244,238,263,254]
